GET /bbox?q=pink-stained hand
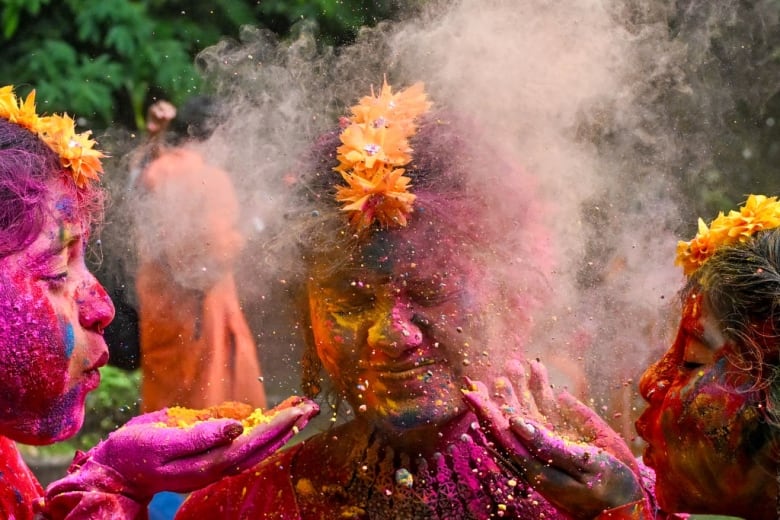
[462,360,646,519]
[54,396,319,500]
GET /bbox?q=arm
[37,397,318,519]
[463,360,654,519]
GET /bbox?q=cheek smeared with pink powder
[0,269,70,423]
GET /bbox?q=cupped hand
[462,360,645,519]
[89,396,319,498]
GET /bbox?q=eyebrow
[28,231,80,268]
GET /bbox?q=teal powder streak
[64,323,75,358]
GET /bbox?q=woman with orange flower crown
[0,85,318,519]
[464,194,780,518]
[174,79,587,518]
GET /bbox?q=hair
[167,95,225,145]
[0,118,104,257]
[271,112,553,401]
[691,227,780,443]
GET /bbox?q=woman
[133,96,266,412]
[464,194,780,518]
[177,80,572,518]
[0,85,317,519]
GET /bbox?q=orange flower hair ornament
[676,194,780,276]
[334,79,431,231]
[0,85,104,188]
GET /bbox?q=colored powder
[164,401,273,431]
[63,323,75,358]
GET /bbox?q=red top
[0,435,43,520]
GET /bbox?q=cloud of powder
[101,0,780,429]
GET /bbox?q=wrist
[49,446,148,502]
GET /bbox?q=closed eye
[40,272,68,291]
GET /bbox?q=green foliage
[81,365,141,440]
[0,0,402,130]
[258,0,399,45]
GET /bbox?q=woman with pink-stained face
[464,195,780,519]
[0,86,318,520]
[0,181,114,446]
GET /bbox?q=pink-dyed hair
[0,119,103,257]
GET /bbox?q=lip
[86,350,110,373]
[372,358,436,380]
[635,412,656,466]
[81,348,109,392]
[82,368,102,392]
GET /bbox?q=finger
[509,416,607,478]
[158,419,244,461]
[528,360,560,421]
[557,391,637,470]
[217,400,320,474]
[492,377,523,416]
[272,395,310,412]
[461,379,532,460]
[504,359,541,417]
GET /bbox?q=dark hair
[0,118,103,257]
[692,227,780,435]
[168,95,225,145]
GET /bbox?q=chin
[36,390,88,444]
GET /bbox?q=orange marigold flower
[351,79,431,136]
[333,79,431,231]
[676,195,780,276]
[336,167,417,231]
[0,85,105,188]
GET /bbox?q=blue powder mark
[55,197,76,219]
[64,323,75,358]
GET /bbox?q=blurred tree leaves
[0,0,401,130]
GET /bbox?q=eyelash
[41,272,68,290]
[680,360,703,370]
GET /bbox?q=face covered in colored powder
[0,181,114,445]
[307,216,493,434]
[635,290,776,516]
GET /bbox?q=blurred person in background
[132,95,266,412]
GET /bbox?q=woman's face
[636,290,776,516]
[0,182,114,444]
[307,220,492,433]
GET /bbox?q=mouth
[641,445,656,468]
[373,358,437,381]
[82,368,102,392]
[87,350,110,372]
[81,350,109,391]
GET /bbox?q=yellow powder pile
[165,401,273,430]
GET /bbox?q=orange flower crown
[333,79,432,231]
[676,194,780,276]
[0,85,104,188]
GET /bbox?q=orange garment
[135,147,265,412]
